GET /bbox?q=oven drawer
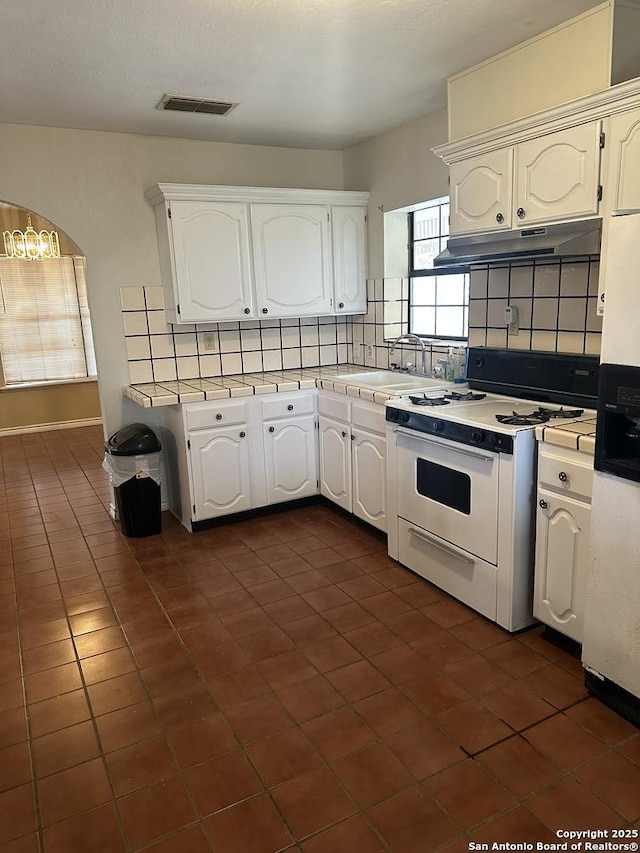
[395,429,499,565]
[397,518,497,622]
[538,445,593,501]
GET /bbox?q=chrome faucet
[389,334,428,375]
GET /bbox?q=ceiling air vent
[157,94,238,116]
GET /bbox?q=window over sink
[409,197,469,341]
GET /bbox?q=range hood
[434,218,601,267]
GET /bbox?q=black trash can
[104,423,162,537]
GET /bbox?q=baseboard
[584,668,640,728]
[0,417,103,437]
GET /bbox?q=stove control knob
[486,434,497,446]
[474,357,485,368]
[388,410,398,422]
[430,420,444,432]
[471,429,485,443]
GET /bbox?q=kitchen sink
[334,370,447,393]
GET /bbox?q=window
[0,257,96,385]
[409,197,469,340]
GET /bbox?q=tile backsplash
[122,262,602,386]
[121,287,349,384]
[468,257,602,355]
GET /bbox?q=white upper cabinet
[331,206,367,314]
[448,122,602,236]
[167,201,254,323]
[515,123,602,227]
[607,106,640,214]
[145,185,369,325]
[450,148,514,234]
[250,204,332,318]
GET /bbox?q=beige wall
[343,109,449,278]
[0,381,101,431]
[0,123,344,435]
[447,4,612,140]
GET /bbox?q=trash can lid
[106,423,161,456]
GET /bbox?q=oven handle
[395,426,495,463]
[407,527,474,566]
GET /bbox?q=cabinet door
[169,201,254,323]
[352,428,387,533]
[263,416,319,505]
[608,107,640,215]
[319,416,351,512]
[449,148,513,235]
[515,123,602,227]
[533,488,590,643]
[189,426,252,520]
[332,206,367,314]
[250,204,333,317]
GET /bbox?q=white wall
[0,123,344,434]
[343,109,449,278]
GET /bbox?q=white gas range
[385,348,599,632]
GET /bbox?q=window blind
[0,257,96,384]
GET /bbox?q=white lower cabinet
[319,417,352,512]
[190,425,253,520]
[318,393,387,533]
[162,391,319,528]
[352,429,387,530]
[264,415,318,504]
[533,444,593,643]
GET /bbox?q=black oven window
[416,458,471,515]
[409,198,469,341]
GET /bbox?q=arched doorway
[0,201,102,433]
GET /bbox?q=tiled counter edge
[535,419,597,456]
[123,365,397,408]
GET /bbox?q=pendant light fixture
[3,213,60,261]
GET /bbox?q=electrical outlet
[505,304,519,336]
[365,343,376,366]
[202,333,217,352]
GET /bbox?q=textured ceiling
[0,0,604,150]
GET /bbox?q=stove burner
[496,411,550,426]
[444,391,487,402]
[496,404,586,426]
[534,406,584,419]
[408,395,451,407]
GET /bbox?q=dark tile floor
[1,425,639,852]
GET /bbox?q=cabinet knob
[517,207,526,219]
[244,307,251,314]
[351,434,355,441]
[539,499,548,509]
[268,426,275,433]
[287,404,294,411]
[215,413,222,420]
[496,212,504,224]
[600,293,605,303]
[341,430,347,437]
[338,302,345,309]
[262,308,268,314]
[558,471,569,483]
[239,431,246,438]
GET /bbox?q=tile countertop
[535,418,597,456]
[123,365,402,408]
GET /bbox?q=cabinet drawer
[262,392,316,420]
[538,445,593,501]
[318,392,350,422]
[185,401,248,431]
[351,401,385,434]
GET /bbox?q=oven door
[395,427,499,564]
